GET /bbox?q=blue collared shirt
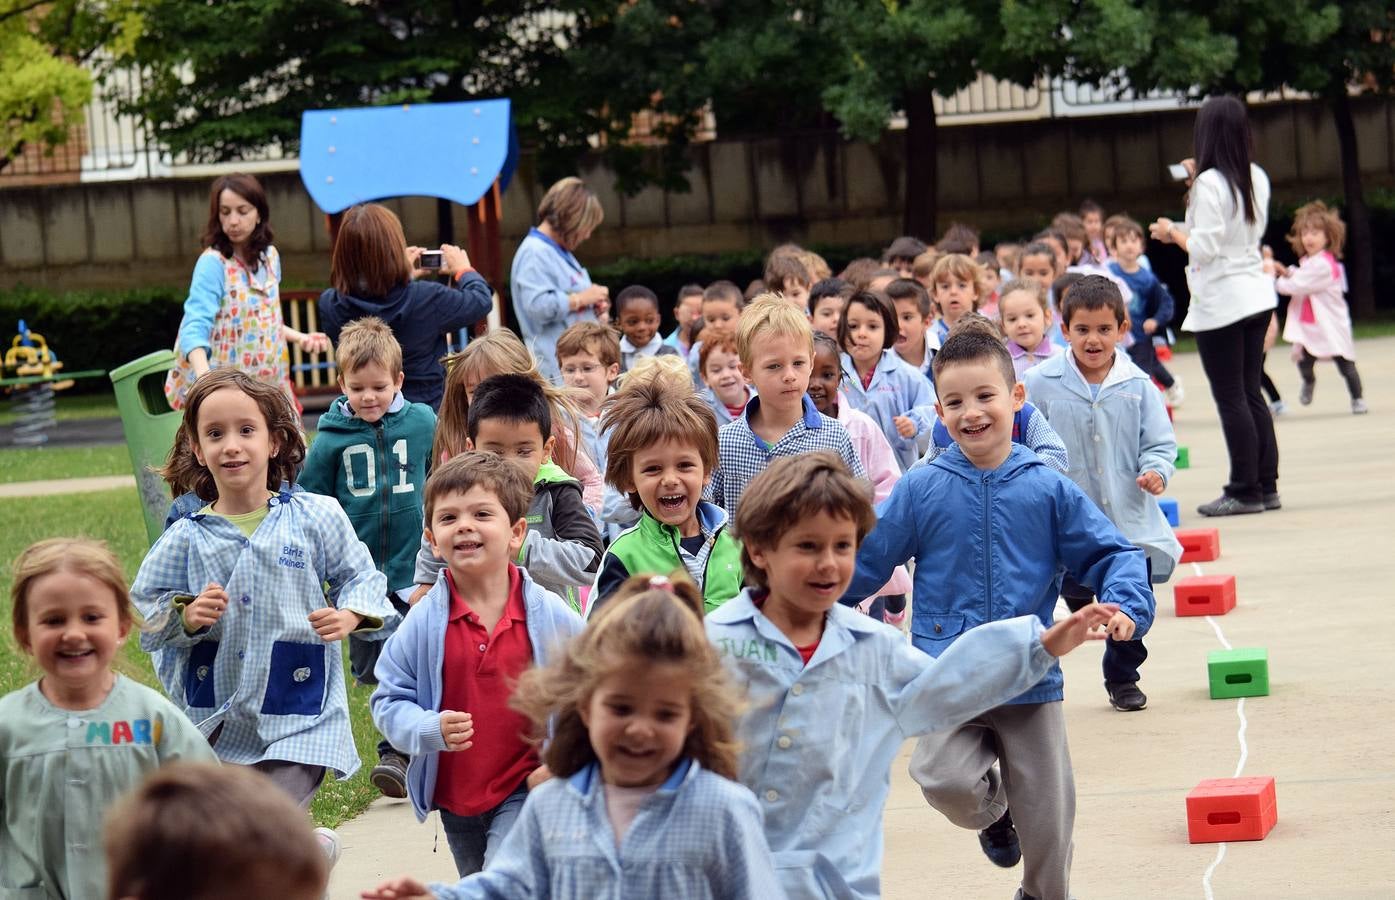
[707,591,1053,900]
[708,394,865,514]
[839,349,937,472]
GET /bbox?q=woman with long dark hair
[165,173,328,410]
[1151,96,1279,516]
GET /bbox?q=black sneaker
[978,809,1022,868]
[1262,492,1281,510]
[1197,495,1264,517]
[1105,681,1148,711]
[371,750,409,799]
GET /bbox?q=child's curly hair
[511,575,744,780]
[1287,200,1346,259]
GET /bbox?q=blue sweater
[1109,261,1175,346]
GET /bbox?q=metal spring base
[10,383,56,446]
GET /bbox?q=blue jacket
[841,443,1154,705]
[839,349,937,472]
[1109,261,1175,346]
[1024,349,1182,582]
[510,229,601,384]
[318,273,493,410]
[370,565,583,821]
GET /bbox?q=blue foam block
[1159,497,1180,526]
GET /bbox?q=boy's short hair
[678,283,705,303]
[1079,198,1103,218]
[336,316,402,378]
[1052,272,1086,308]
[931,325,1017,389]
[911,249,940,281]
[929,253,986,303]
[733,452,876,589]
[1060,274,1127,326]
[104,762,327,900]
[624,353,691,390]
[601,374,718,507]
[1107,216,1145,247]
[1019,240,1059,273]
[737,295,815,368]
[883,235,928,264]
[975,251,1000,273]
[703,280,745,308]
[614,284,660,318]
[744,278,767,302]
[467,373,551,443]
[797,250,832,281]
[697,328,740,375]
[555,320,621,369]
[808,277,854,314]
[424,450,534,524]
[884,277,931,317]
[949,310,1003,340]
[764,251,812,294]
[1051,212,1087,245]
[837,257,881,290]
[936,222,979,255]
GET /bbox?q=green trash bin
[110,351,180,546]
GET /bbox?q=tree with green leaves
[0,0,142,173]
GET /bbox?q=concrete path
[0,474,135,497]
[317,337,1391,899]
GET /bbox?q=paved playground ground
[314,339,1395,900]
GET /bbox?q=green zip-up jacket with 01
[301,395,436,592]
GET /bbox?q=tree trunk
[903,88,938,241]
[1330,91,1375,318]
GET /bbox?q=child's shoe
[978,809,1022,868]
[1105,681,1147,711]
[371,750,409,799]
[1164,377,1184,408]
[1197,495,1264,517]
[313,827,341,869]
[1262,492,1282,511]
[1299,380,1315,405]
[1268,399,1287,416]
[1353,398,1369,415]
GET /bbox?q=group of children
[0,195,1362,900]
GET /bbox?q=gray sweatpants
[909,701,1074,900]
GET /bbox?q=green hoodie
[590,501,743,617]
[300,395,436,591]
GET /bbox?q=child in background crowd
[911,250,940,293]
[1000,278,1061,380]
[1274,200,1367,414]
[799,249,833,282]
[699,329,756,426]
[976,251,1003,319]
[418,374,603,610]
[883,235,929,277]
[432,329,604,516]
[366,578,781,900]
[995,242,1022,283]
[589,375,742,615]
[556,320,622,479]
[2,539,216,900]
[105,763,328,900]
[937,222,980,256]
[808,277,852,338]
[614,285,681,373]
[373,453,584,877]
[842,327,1154,900]
[1107,217,1180,405]
[765,250,813,311]
[1017,240,1059,296]
[840,257,882,290]
[689,280,745,385]
[886,278,936,381]
[928,253,983,347]
[1080,199,1108,263]
[299,317,433,798]
[134,369,397,821]
[1034,229,1071,277]
[1025,276,1181,712]
[664,283,706,356]
[865,268,900,293]
[838,289,936,472]
[1052,213,1091,265]
[711,453,1117,900]
[709,296,865,513]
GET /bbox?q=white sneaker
[1269,400,1287,416]
[1353,398,1369,415]
[314,826,341,870]
[1164,379,1185,408]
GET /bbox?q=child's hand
[439,711,474,751]
[184,582,229,631]
[893,415,918,438]
[526,764,553,790]
[407,583,432,606]
[1107,610,1137,641]
[1142,318,1158,335]
[308,607,362,642]
[1040,603,1118,657]
[1136,471,1165,495]
[361,876,433,899]
[299,331,331,353]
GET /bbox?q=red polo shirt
[433,564,539,817]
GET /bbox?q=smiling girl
[838,290,936,471]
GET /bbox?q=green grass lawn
[0,444,134,484]
[0,487,382,829]
[0,389,119,426]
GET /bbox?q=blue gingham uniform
[707,591,1053,900]
[839,349,938,472]
[708,394,866,514]
[429,758,784,899]
[132,490,396,778]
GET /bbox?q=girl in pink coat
[1274,201,1366,414]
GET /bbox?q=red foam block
[1176,528,1221,563]
[1186,776,1277,843]
[1173,574,1237,617]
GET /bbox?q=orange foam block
[1186,776,1277,843]
[1173,574,1237,617]
[1175,528,1221,563]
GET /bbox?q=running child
[1000,278,1061,380]
[133,370,398,813]
[698,329,756,426]
[838,289,936,472]
[372,452,584,877]
[1025,275,1182,712]
[765,250,813,310]
[589,374,742,616]
[808,277,852,339]
[709,296,865,514]
[1106,217,1178,398]
[1,539,216,900]
[841,328,1155,900]
[688,280,745,386]
[977,251,1003,318]
[711,453,1117,900]
[1274,200,1366,414]
[366,577,780,899]
[886,278,935,382]
[664,282,705,356]
[927,253,984,347]
[556,320,622,477]
[614,285,682,372]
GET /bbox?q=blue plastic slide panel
[300,99,512,213]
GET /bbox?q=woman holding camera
[317,203,493,411]
[1151,96,1279,516]
[509,176,609,384]
[165,173,329,410]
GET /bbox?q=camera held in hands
[419,250,444,269]
[1167,163,1190,183]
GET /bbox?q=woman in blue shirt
[509,177,609,384]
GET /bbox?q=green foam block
[1176,446,1190,469]
[1208,647,1269,699]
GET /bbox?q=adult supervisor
[509,177,609,384]
[1151,96,1279,517]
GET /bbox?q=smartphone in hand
[419,250,444,269]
